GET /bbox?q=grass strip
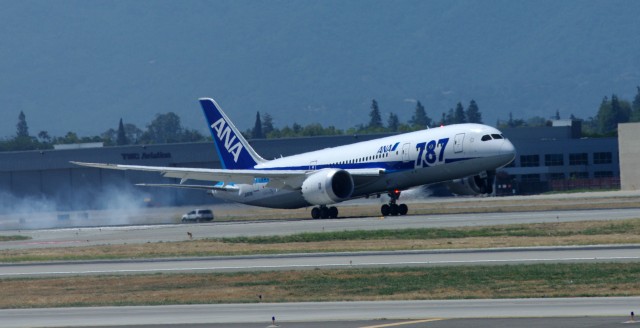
[3,219,640,263]
[220,220,640,243]
[0,235,30,242]
[1,262,639,308]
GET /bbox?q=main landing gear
[381,189,408,216]
[311,205,339,219]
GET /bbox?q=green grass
[0,235,30,242]
[3,262,640,308]
[219,220,640,244]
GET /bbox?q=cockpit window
[481,135,492,141]
[491,134,504,139]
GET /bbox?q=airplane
[73,98,516,219]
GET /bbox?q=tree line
[248,99,483,139]
[498,86,640,137]
[3,86,638,152]
[0,112,207,152]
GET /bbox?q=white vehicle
[181,209,214,223]
[73,97,515,219]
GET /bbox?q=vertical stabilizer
[199,98,266,169]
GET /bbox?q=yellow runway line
[360,318,445,328]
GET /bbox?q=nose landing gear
[381,189,408,216]
[311,205,339,219]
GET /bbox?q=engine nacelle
[301,169,354,205]
[444,171,495,196]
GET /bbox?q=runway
[2,207,640,250]
[1,245,639,278]
[1,203,640,327]
[0,298,638,327]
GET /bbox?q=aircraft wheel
[381,204,390,216]
[311,207,320,219]
[390,203,399,216]
[320,206,330,219]
[399,204,408,215]
[329,206,338,218]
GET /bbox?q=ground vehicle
[181,209,214,223]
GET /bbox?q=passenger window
[491,134,503,139]
[481,135,492,141]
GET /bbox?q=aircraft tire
[329,206,338,218]
[320,207,330,219]
[381,204,390,216]
[390,204,399,216]
[311,207,320,219]
[399,204,408,215]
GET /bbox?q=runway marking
[2,255,640,277]
[360,318,445,327]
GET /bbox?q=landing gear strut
[381,189,408,216]
[311,205,339,219]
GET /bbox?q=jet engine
[444,170,496,196]
[301,169,354,205]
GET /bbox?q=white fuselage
[210,123,515,208]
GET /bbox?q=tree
[55,132,81,144]
[503,112,525,128]
[445,108,455,125]
[16,111,29,138]
[252,112,263,139]
[387,112,400,132]
[466,100,482,123]
[409,101,431,129]
[140,112,184,144]
[262,113,274,137]
[632,86,640,122]
[526,116,548,127]
[116,118,129,146]
[368,99,383,129]
[611,94,631,124]
[37,131,51,144]
[182,129,205,142]
[292,123,302,134]
[596,94,631,135]
[453,102,466,124]
[124,123,143,144]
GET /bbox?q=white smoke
[0,185,165,230]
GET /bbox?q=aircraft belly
[212,155,513,208]
[353,154,510,196]
[213,188,308,209]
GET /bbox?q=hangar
[0,134,387,210]
[0,122,623,211]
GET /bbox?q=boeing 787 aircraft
[73,98,516,219]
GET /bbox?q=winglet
[199,98,266,170]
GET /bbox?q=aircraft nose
[501,139,516,158]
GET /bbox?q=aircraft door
[309,160,317,171]
[454,133,465,153]
[402,143,411,162]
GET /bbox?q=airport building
[498,121,620,194]
[0,122,626,211]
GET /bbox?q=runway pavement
[0,298,638,327]
[2,207,640,250]
[1,245,639,278]
[1,199,639,327]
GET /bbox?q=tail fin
[199,98,266,169]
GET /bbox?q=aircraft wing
[71,162,385,189]
[136,183,238,191]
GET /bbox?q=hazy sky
[1,0,639,138]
